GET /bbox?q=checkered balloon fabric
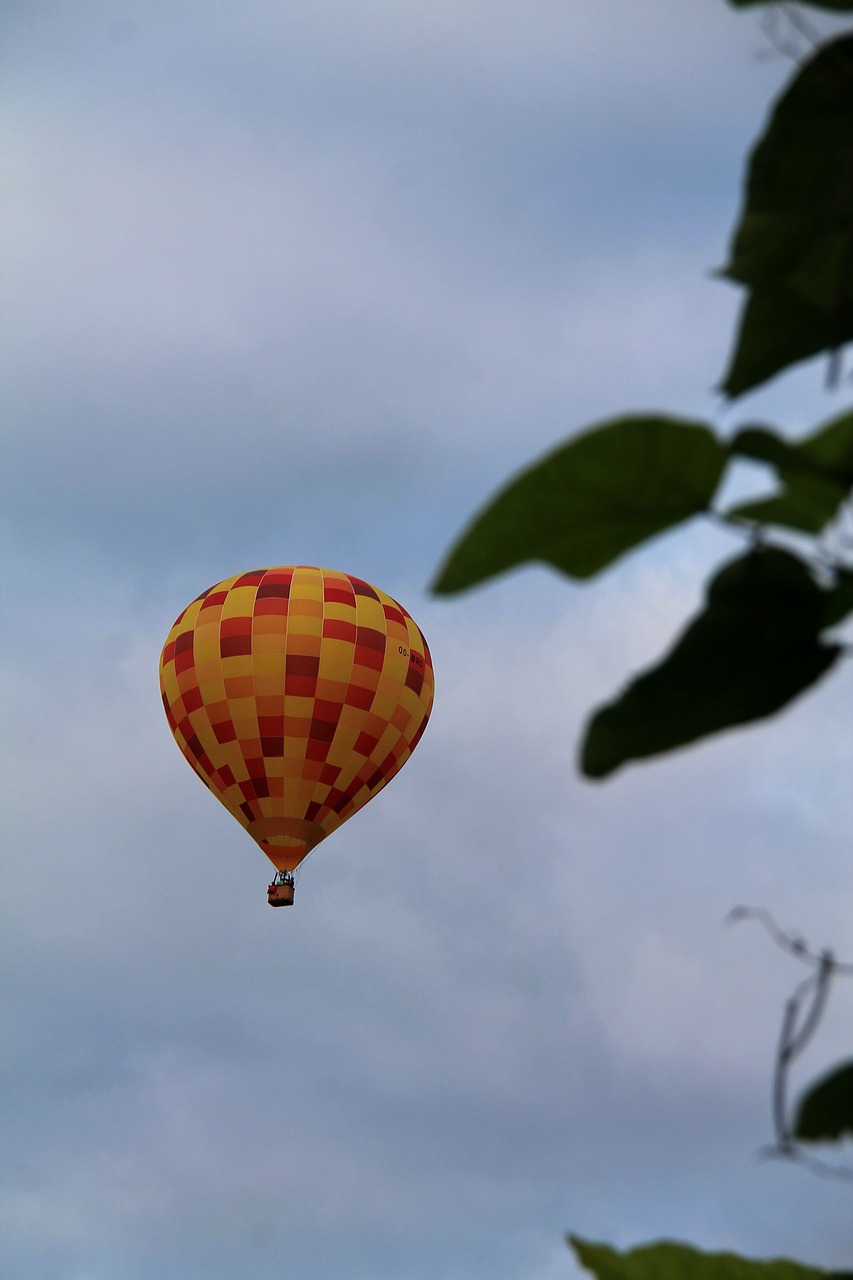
[159,567,434,872]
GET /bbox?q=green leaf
[726,474,847,532]
[719,34,853,397]
[728,425,801,470]
[793,1059,853,1143]
[730,412,853,486]
[432,416,727,594]
[725,412,853,532]
[568,1236,830,1280]
[796,408,853,485]
[721,290,848,400]
[580,548,842,779]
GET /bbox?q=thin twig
[728,907,853,1179]
[786,957,833,1060]
[773,994,799,1146]
[727,906,853,975]
[759,1142,853,1181]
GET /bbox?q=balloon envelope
[159,566,434,873]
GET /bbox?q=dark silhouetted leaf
[725,412,853,531]
[719,35,853,397]
[793,1059,853,1142]
[729,426,802,471]
[432,417,727,594]
[726,476,846,532]
[580,549,842,779]
[730,412,853,485]
[795,408,853,484]
[568,1235,829,1280]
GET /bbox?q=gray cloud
[2,2,851,1278]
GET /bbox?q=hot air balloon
[159,566,434,906]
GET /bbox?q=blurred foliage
[725,409,853,531]
[433,14,853,777]
[580,547,842,778]
[432,417,727,591]
[434,411,852,776]
[719,34,853,396]
[568,1237,838,1280]
[433,2,853,1269]
[793,1059,853,1141]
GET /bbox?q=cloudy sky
[2,2,852,1278]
